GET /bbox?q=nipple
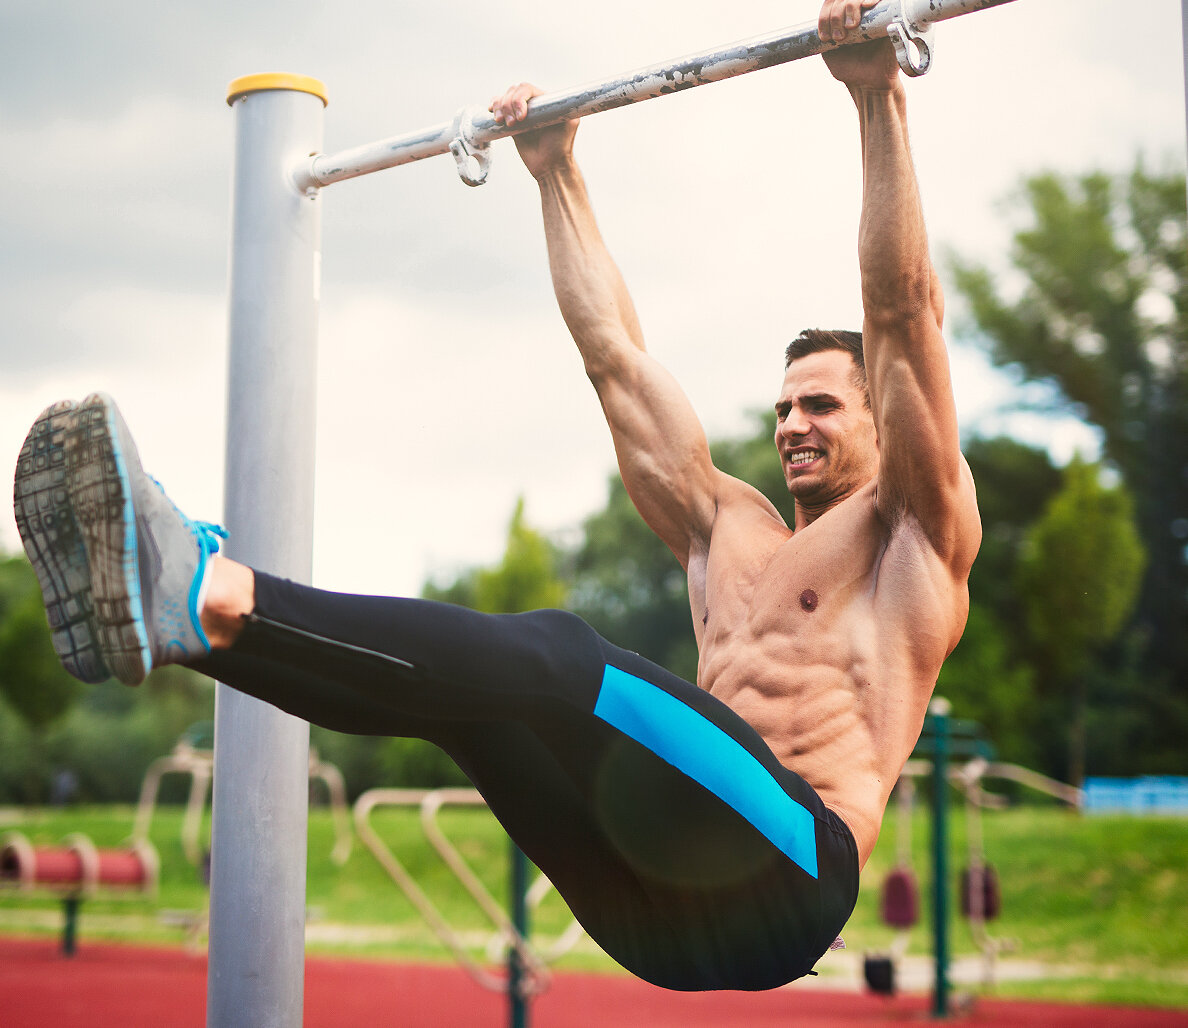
[799,589,818,612]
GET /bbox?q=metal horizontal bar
[294,0,1017,191]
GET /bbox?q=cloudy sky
[3,0,1185,599]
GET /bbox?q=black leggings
[195,572,858,992]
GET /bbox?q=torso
[689,476,970,867]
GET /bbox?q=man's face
[773,350,878,506]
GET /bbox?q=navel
[799,589,818,613]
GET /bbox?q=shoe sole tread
[12,401,109,684]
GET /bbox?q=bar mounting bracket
[449,106,493,186]
[886,3,935,77]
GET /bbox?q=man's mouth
[787,449,824,467]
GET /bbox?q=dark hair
[784,329,869,408]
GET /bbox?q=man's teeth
[789,451,823,466]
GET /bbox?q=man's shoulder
[712,473,790,530]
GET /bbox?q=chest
[698,493,955,676]
[702,495,880,622]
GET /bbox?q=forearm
[535,157,647,376]
[851,83,937,326]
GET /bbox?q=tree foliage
[1017,458,1146,784]
[935,436,1061,768]
[568,473,698,680]
[0,556,82,733]
[472,497,568,615]
[0,550,215,804]
[1018,458,1146,683]
[951,162,1188,772]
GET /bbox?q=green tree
[0,556,85,801]
[935,604,1038,768]
[0,556,82,733]
[472,497,567,614]
[951,162,1188,771]
[569,473,698,680]
[919,437,1060,769]
[1016,458,1146,785]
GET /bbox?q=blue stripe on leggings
[593,664,819,879]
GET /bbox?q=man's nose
[779,407,810,437]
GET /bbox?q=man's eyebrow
[775,391,841,411]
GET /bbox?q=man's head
[775,329,878,518]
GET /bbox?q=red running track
[2,937,1186,1027]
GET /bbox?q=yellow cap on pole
[226,73,328,107]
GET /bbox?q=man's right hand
[490,83,578,180]
[818,0,900,92]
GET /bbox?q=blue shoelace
[150,475,228,569]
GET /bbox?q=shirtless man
[490,0,980,865]
[14,0,978,992]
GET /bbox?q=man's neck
[793,495,846,531]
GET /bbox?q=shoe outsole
[64,394,152,686]
[13,400,111,684]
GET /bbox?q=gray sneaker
[13,400,111,684]
[64,393,227,686]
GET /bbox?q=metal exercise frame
[905,702,1081,1017]
[352,789,586,996]
[133,737,352,869]
[215,1,1021,1024]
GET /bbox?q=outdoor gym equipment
[353,787,586,1025]
[865,700,1081,1016]
[0,830,158,955]
[133,723,352,872]
[213,3,1022,1023]
[955,756,1010,991]
[863,775,920,995]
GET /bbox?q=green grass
[2,803,1186,1008]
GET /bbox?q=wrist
[849,80,907,122]
[533,153,580,186]
[848,79,905,102]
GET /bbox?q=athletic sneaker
[13,400,111,684]
[63,393,227,686]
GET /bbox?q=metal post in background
[209,73,326,1028]
[509,843,531,1028]
[929,697,952,1019]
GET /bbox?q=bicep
[591,347,721,566]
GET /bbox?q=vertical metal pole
[929,697,951,1019]
[61,896,80,956]
[209,74,326,1028]
[508,843,530,1028]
